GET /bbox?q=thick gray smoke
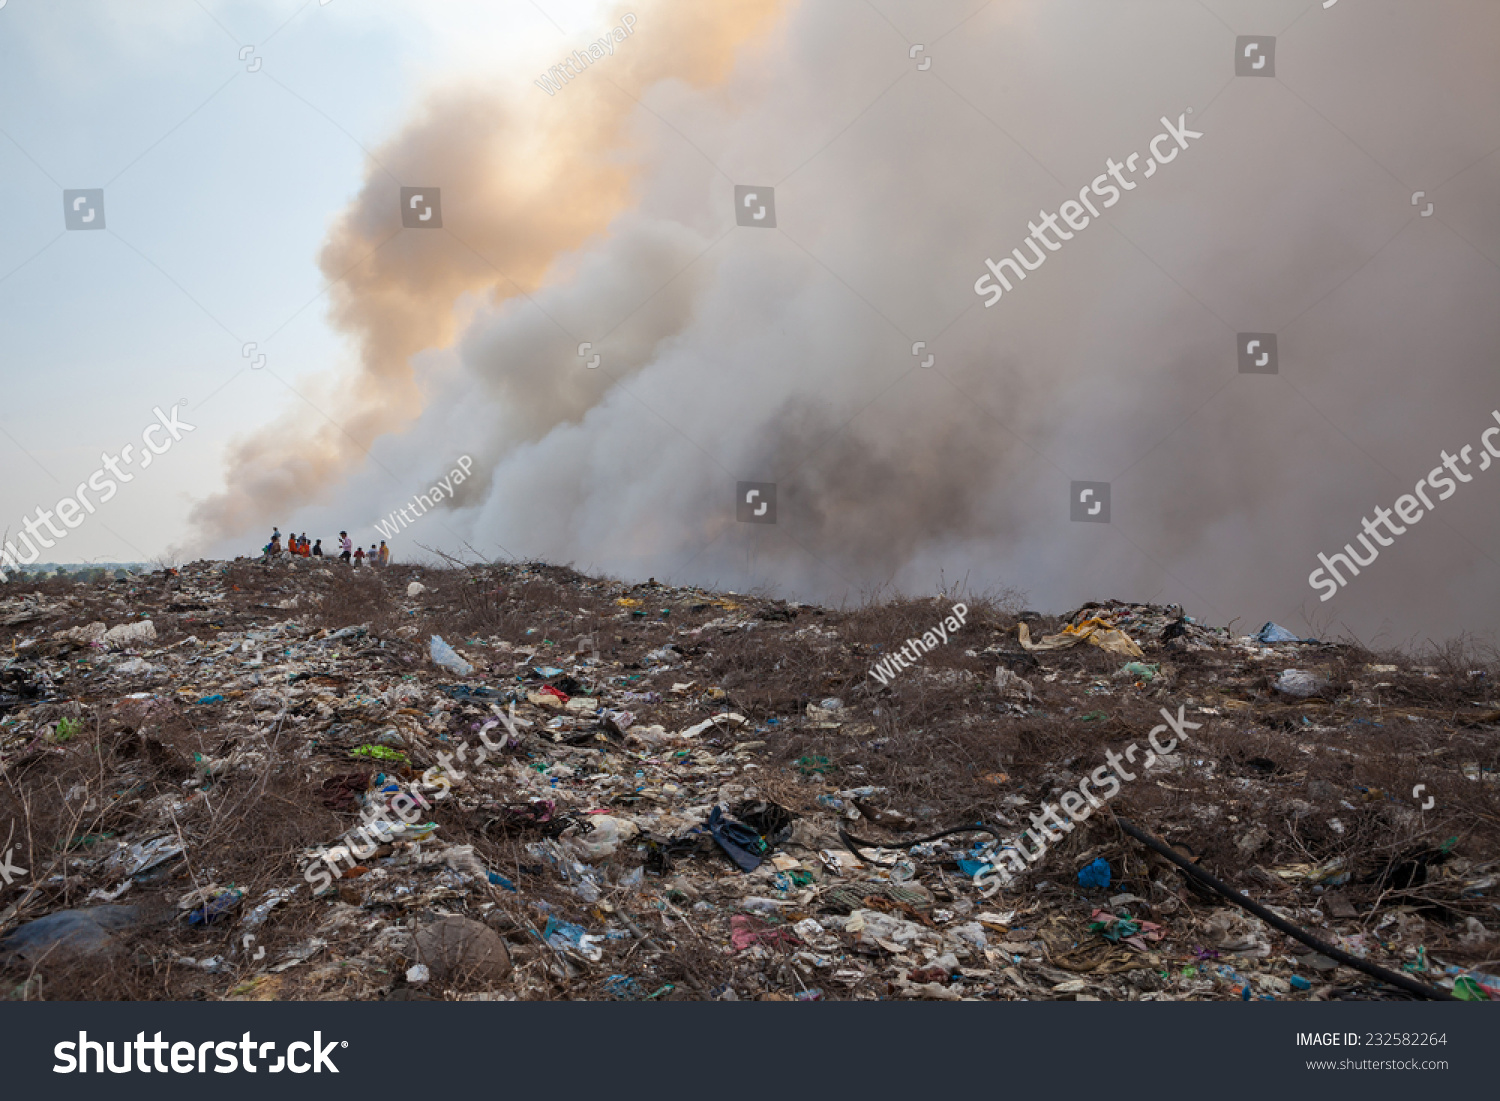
[203,0,1500,646]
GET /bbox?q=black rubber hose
[1112,814,1457,1002]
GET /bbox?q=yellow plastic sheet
[1017,617,1144,658]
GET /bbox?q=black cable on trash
[1112,815,1456,1002]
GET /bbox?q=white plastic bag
[429,635,474,676]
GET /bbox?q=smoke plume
[196,0,1500,645]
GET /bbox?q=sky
[0,0,613,559]
[2,0,1499,649]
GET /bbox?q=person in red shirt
[353,546,366,568]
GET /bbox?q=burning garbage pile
[0,560,1496,1002]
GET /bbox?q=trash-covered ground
[1,560,1497,1002]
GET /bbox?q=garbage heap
[0,561,1496,1002]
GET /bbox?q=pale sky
[0,0,611,564]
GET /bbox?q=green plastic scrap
[1088,912,1141,943]
[1453,977,1489,1001]
[59,831,115,851]
[350,744,408,764]
[1121,662,1159,682]
[796,755,832,776]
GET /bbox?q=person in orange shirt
[377,541,390,567]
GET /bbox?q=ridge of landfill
[1,558,1496,1002]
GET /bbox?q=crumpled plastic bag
[543,918,604,962]
[730,914,799,951]
[1201,909,1272,958]
[677,712,749,739]
[994,666,1035,699]
[1077,857,1111,890]
[1274,668,1327,698]
[562,815,638,860]
[845,908,928,951]
[1257,622,1310,644]
[707,805,765,872]
[1018,618,1143,657]
[429,635,474,677]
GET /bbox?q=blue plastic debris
[196,694,224,705]
[603,974,642,999]
[1077,857,1111,890]
[542,917,593,953]
[486,871,518,892]
[1257,622,1309,644]
[1289,975,1312,991]
[186,888,243,926]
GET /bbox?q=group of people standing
[263,528,389,568]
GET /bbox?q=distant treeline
[0,563,145,583]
